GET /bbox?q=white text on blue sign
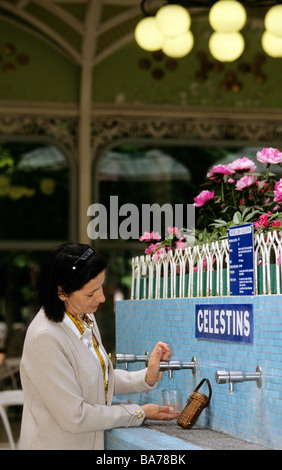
[195,304,253,343]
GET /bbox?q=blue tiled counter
[111,296,282,450]
[104,426,202,450]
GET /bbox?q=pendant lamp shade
[156,4,191,38]
[209,31,245,61]
[209,0,246,33]
[135,17,164,51]
[134,0,282,61]
[264,5,282,38]
[162,31,194,58]
[262,31,282,57]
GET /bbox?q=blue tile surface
[112,296,282,450]
[105,427,202,450]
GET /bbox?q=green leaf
[244,210,261,222]
[233,211,242,224]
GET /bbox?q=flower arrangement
[139,148,282,259]
[139,227,188,260]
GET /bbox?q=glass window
[0,141,70,240]
[0,140,72,360]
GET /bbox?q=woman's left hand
[145,341,172,386]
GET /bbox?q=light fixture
[162,31,194,58]
[135,17,165,51]
[156,4,191,37]
[209,0,246,33]
[209,0,246,61]
[264,4,282,38]
[209,31,245,61]
[261,31,282,57]
[136,0,282,61]
[261,4,282,56]
[135,3,194,58]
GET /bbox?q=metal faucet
[215,366,262,393]
[116,352,149,370]
[159,356,197,379]
[116,352,197,378]
[116,351,196,379]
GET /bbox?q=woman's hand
[141,403,179,421]
[145,341,172,386]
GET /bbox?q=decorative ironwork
[90,112,282,158]
[0,115,79,154]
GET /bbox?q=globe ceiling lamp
[208,0,246,61]
[135,3,194,58]
[209,0,247,33]
[156,4,191,37]
[162,31,194,57]
[264,4,282,37]
[261,4,282,57]
[136,0,282,62]
[209,31,245,61]
[261,31,282,57]
[135,16,165,51]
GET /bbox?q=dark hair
[39,243,108,322]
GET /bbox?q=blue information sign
[228,223,255,296]
[195,303,253,343]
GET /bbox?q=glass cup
[162,388,182,413]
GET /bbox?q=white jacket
[19,308,151,450]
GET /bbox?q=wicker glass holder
[177,378,212,429]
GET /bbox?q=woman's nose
[98,288,106,303]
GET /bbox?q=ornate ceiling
[0,0,146,66]
[0,0,269,68]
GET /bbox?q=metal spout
[116,352,197,378]
[159,356,197,379]
[116,351,149,370]
[215,366,262,393]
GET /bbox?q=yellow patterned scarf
[65,311,108,401]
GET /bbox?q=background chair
[0,357,21,390]
[0,390,24,449]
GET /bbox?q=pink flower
[167,226,182,238]
[145,242,164,255]
[175,238,188,250]
[274,179,282,203]
[256,147,282,164]
[254,211,271,229]
[256,181,270,193]
[228,157,256,173]
[193,190,214,207]
[151,244,167,261]
[145,243,156,254]
[139,231,161,242]
[207,164,234,180]
[272,220,281,227]
[167,226,178,234]
[235,175,257,190]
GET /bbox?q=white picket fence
[131,231,282,300]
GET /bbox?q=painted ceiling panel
[0,0,142,64]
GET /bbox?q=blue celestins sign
[195,304,253,343]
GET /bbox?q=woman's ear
[57,286,67,301]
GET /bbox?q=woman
[19,243,178,450]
